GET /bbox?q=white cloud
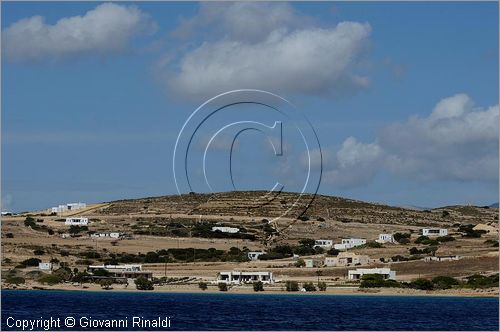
[320,137,384,189]
[173,2,304,43]
[164,3,372,100]
[2,3,157,62]
[316,94,498,189]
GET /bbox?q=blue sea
[2,290,498,330]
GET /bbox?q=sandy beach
[3,281,498,298]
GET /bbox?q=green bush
[33,249,45,255]
[5,233,14,238]
[5,276,25,284]
[38,274,64,285]
[362,241,383,248]
[99,279,113,289]
[436,235,455,242]
[285,280,299,291]
[218,283,228,291]
[253,281,264,292]
[21,258,41,266]
[360,274,400,288]
[294,259,305,268]
[414,236,430,244]
[393,233,411,243]
[410,278,434,290]
[318,282,327,291]
[198,282,208,290]
[432,276,459,289]
[135,277,154,290]
[302,282,316,292]
[464,274,499,289]
[92,269,110,277]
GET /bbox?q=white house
[348,268,396,280]
[65,217,89,226]
[87,264,152,280]
[247,251,266,261]
[324,252,371,267]
[421,228,448,237]
[38,262,52,271]
[376,234,394,244]
[424,255,461,262]
[313,239,333,249]
[51,202,86,214]
[211,226,240,234]
[334,238,367,250]
[216,271,274,284]
[91,232,120,239]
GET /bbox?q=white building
[324,252,371,267]
[50,202,86,214]
[87,264,152,280]
[216,271,274,284]
[91,232,120,239]
[211,226,240,234]
[348,268,396,280]
[65,217,89,226]
[376,234,394,243]
[334,238,367,250]
[38,262,52,271]
[247,251,266,261]
[424,255,461,262]
[314,239,333,249]
[421,228,448,237]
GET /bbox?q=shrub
[5,233,14,238]
[410,278,434,290]
[33,249,45,255]
[60,251,70,257]
[393,233,411,243]
[414,236,430,244]
[99,279,113,290]
[360,274,399,288]
[432,276,459,289]
[198,282,208,290]
[135,277,154,290]
[302,282,316,292]
[458,224,484,238]
[327,248,340,256]
[72,272,90,283]
[38,274,64,285]
[294,259,305,268]
[464,274,499,289]
[253,281,264,292]
[298,216,310,221]
[92,269,110,277]
[5,276,25,285]
[484,240,499,247]
[318,282,327,291]
[21,258,41,266]
[285,281,299,291]
[317,217,326,222]
[362,241,383,248]
[218,283,228,291]
[436,235,455,242]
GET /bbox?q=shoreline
[3,284,498,298]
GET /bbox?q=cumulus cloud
[317,94,499,189]
[163,2,372,100]
[2,3,157,62]
[173,2,305,43]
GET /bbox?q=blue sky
[1,1,498,212]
